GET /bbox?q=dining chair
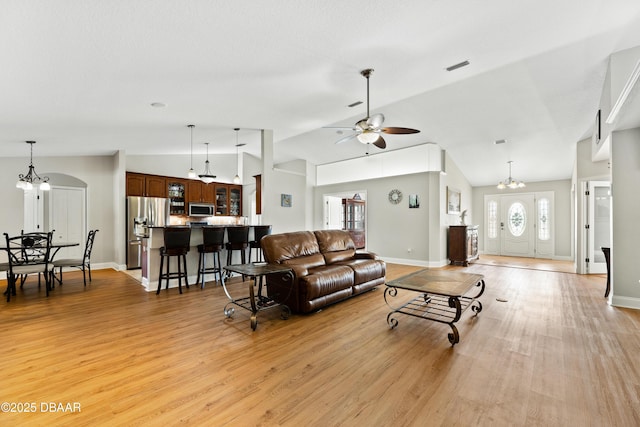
[3,231,54,301]
[52,229,99,286]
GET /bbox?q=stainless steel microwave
[189,203,215,217]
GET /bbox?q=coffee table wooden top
[386,269,484,297]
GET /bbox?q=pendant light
[198,142,216,184]
[187,124,196,178]
[233,128,245,184]
[16,141,50,191]
[497,161,525,189]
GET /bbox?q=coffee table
[222,263,293,331]
[384,269,485,345]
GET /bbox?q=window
[508,202,526,237]
[488,200,498,239]
[538,198,550,241]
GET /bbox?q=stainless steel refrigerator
[126,196,170,269]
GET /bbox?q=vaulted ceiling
[2,1,640,186]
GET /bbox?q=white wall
[0,154,119,267]
[610,128,640,309]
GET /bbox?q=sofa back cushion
[262,231,323,265]
[314,230,356,264]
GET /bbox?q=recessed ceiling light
[446,60,470,72]
[150,102,167,108]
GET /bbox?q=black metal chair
[3,231,54,301]
[602,247,611,298]
[248,225,272,264]
[196,226,225,288]
[52,229,99,286]
[157,227,191,295]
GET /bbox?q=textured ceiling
[2,0,640,186]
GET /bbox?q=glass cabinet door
[229,186,241,216]
[215,185,228,215]
[167,181,186,215]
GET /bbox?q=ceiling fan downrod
[361,68,374,119]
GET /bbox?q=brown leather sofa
[261,230,386,314]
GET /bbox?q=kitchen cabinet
[448,225,479,266]
[126,172,166,198]
[214,184,242,216]
[215,184,228,215]
[167,179,188,215]
[187,180,215,204]
[342,198,365,249]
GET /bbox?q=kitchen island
[140,225,267,292]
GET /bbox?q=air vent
[494,139,507,145]
[348,101,363,108]
[446,60,470,72]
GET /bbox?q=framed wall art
[446,187,461,214]
[281,193,292,207]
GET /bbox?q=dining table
[1,240,80,301]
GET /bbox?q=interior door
[586,181,611,274]
[49,186,86,259]
[500,194,535,257]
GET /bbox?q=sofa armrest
[354,251,380,261]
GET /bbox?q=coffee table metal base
[384,270,485,345]
[222,263,293,331]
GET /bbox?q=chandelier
[198,142,216,184]
[16,141,50,191]
[497,161,525,190]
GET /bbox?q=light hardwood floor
[1,261,639,426]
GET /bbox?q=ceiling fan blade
[373,136,386,149]
[381,127,420,134]
[335,133,358,145]
[367,113,385,129]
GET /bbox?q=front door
[486,193,549,258]
[500,194,535,257]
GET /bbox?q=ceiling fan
[334,68,420,150]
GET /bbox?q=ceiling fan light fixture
[357,130,380,144]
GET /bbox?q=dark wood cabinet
[342,198,365,249]
[126,172,166,198]
[187,181,215,204]
[126,172,145,196]
[254,175,262,215]
[448,225,479,266]
[127,172,240,216]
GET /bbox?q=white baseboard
[381,257,448,268]
[610,295,640,310]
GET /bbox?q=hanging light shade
[187,124,196,178]
[233,128,244,185]
[497,160,525,190]
[198,142,216,184]
[16,141,50,191]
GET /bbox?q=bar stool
[225,226,250,280]
[157,227,191,295]
[248,225,272,264]
[196,226,225,288]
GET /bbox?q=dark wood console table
[384,269,485,345]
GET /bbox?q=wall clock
[388,189,403,204]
